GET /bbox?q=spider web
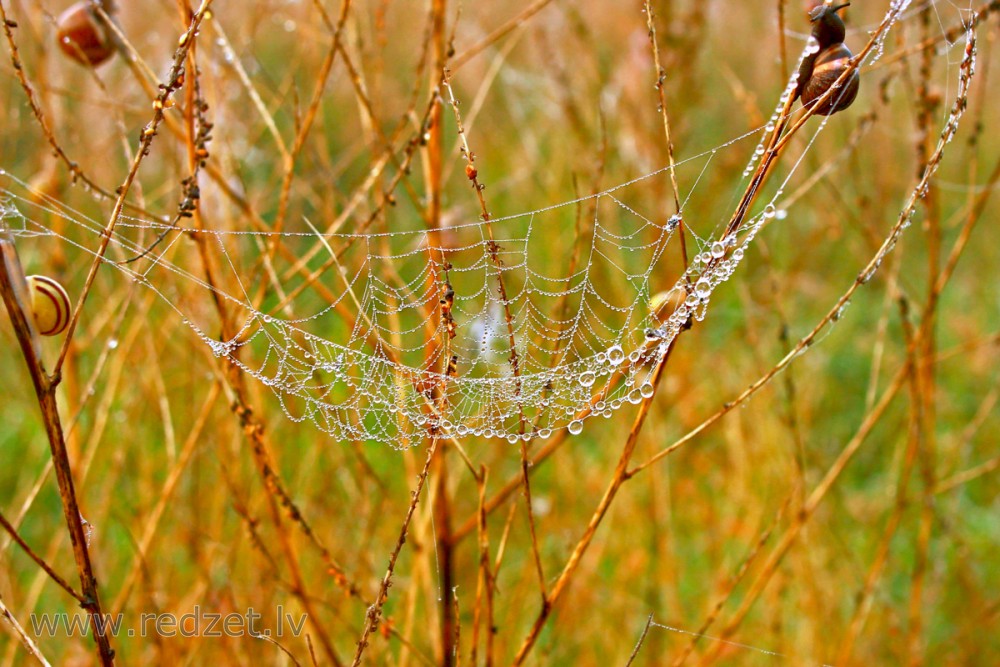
[0,0,943,447]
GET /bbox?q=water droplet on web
[695,278,711,299]
[568,420,584,435]
[507,434,519,444]
[733,248,745,261]
[763,204,777,219]
[711,242,725,258]
[607,345,625,366]
[538,428,552,439]
[628,389,643,405]
[640,382,654,398]
[579,371,596,387]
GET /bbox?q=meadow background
[1,0,999,664]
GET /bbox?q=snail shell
[800,43,859,115]
[56,2,114,67]
[26,275,71,336]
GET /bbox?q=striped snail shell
[26,275,71,336]
[797,3,860,116]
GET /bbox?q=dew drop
[695,278,712,299]
[640,382,655,398]
[711,242,725,258]
[733,248,745,261]
[538,428,552,439]
[507,434,519,444]
[579,371,596,387]
[568,420,584,435]
[607,345,625,366]
[763,204,777,219]
[628,389,643,405]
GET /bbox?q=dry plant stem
[0,237,115,665]
[469,467,496,667]
[511,346,673,665]
[907,9,939,662]
[777,0,789,80]
[0,511,83,603]
[425,3,457,662]
[352,439,441,666]
[225,367,344,666]
[0,593,51,667]
[442,74,549,597]
[625,614,655,667]
[644,0,688,269]
[695,36,979,660]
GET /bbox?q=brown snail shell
[800,43,860,115]
[56,3,114,67]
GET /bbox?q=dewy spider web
[0,155,765,446]
[0,0,929,447]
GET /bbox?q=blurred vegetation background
[1,0,999,664]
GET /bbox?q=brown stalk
[0,510,83,604]
[510,342,675,665]
[0,592,51,667]
[442,72,549,604]
[644,0,688,270]
[0,230,115,665]
[352,438,441,665]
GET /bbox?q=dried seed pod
[56,2,114,67]
[797,3,860,116]
[26,275,71,336]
